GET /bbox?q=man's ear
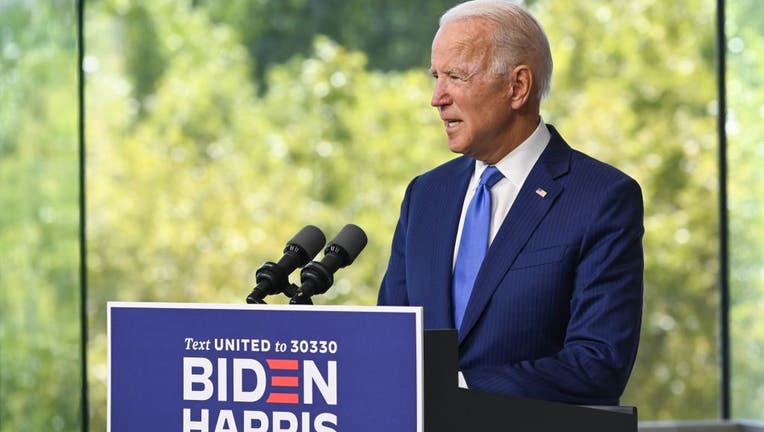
[508,65,533,110]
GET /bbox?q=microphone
[246,225,326,304]
[290,224,368,305]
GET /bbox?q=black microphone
[246,225,326,304]
[290,224,368,305]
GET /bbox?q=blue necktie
[452,166,504,331]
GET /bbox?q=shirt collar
[475,118,550,187]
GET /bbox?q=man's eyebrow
[429,66,470,76]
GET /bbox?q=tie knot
[479,166,503,189]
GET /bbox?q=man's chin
[447,140,470,156]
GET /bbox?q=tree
[727,0,764,419]
[84,0,450,426]
[200,0,458,87]
[0,1,82,431]
[4,0,751,429]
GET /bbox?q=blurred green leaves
[2,0,764,430]
[0,1,82,431]
[727,0,764,419]
[84,0,725,424]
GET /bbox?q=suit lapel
[458,127,572,343]
[420,157,474,329]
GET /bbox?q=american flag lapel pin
[535,188,548,198]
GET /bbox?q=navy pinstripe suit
[378,125,644,405]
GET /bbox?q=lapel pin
[535,188,548,198]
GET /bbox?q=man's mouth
[445,120,462,130]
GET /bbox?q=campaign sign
[108,302,422,432]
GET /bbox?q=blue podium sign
[108,302,423,432]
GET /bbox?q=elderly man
[378,0,644,405]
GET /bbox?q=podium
[108,303,636,431]
[424,330,637,431]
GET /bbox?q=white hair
[440,0,553,100]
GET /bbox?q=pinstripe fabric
[379,125,644,405]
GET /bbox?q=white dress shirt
[453,120,550,389]
[452,120,551,268]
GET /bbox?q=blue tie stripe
[452,166,504,331]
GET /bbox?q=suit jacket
[378,125,644,405]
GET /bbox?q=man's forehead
[434,17,496,42]
[432,20,493,58]
[431,30,492,71]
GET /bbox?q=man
[378,0,644,406]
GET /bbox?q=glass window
[0,1,82,430]
[6,0,760,428]
[85,0,719,426]
[727,0,764,422]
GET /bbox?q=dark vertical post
[716,0,730,421]
[77,0,89,430]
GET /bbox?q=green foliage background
[0,1,82,431]
[727,0,764,420]
[1,0,763,430]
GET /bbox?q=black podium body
[424,330,637,431]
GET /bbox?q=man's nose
[431,79,451,107]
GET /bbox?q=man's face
[430,19,516,163]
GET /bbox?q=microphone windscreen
[330,224,368,265]
[288,225,327,259]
